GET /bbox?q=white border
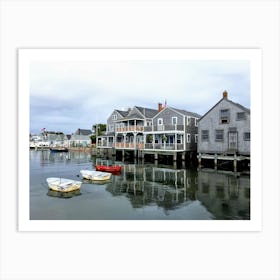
[18,48,262,231]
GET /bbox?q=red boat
[95,165,122,173]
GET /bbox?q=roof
[75,128,92,135]
[121,112,144,120]
[199,97,250,122]
[135,106,158,118]
[115,110,130,117]
[115,106,158,121]
[170,107,202,118]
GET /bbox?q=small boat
[46,177,82,192]
[50,147,69,152]
[95,165,122,173]
[80,170,112,181]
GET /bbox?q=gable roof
[153,106,201,119]
[75,128,92,135]
[199,97,250,122]
[121,111,144,120]
[115,109,130,117]
[135,106,158,118]
[115,106,158,121]
[170,107,201,118]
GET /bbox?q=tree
[91,123,107,144]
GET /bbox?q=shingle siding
[153,108,184,126]
[198,98,250,155]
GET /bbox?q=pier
[197,153,250,172]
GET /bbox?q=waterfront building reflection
[106,165,250,219]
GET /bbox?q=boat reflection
[47,189,81,199]
[82,178,110,185]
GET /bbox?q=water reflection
[197,169,250,219]
[30,150,250,220]
[34,150,92,164]
[47,189,81,199]
[106,165,250,219]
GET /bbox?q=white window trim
[172,116,177,125]
[195,134,198,143]
[157,118,163,125]
[187,133,191,143]
[112,114,117,120]
[195,118,198,127]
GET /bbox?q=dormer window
[220,109,230,124]
[195,118,198,127]
[112,114,117,121]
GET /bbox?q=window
[195,118,198,127]
[112,114,117,120]
[157,118,163,125]
[187,134,191,143]
[220,109,230,124]
[237,112,246,120]
[244,132,250,141]
[215,130,224,142]
[195,134,198,143]
[172,117,177,125]
[201,130,209,141]
[187,116,191,126]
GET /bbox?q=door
[228,131,238,151]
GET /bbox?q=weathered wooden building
[197,91,250,170]
[144,106,200,160]
[97,103,201,162]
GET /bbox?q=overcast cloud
[30,60,250,134]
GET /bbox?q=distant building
[198,91,250,156]
[70,128,92,147]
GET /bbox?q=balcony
[144,125,184,132]
[116,125,144,133]
[115,142,145,149]
[97,142,114,148]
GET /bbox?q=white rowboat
[46,177,82,192]
[80,170,111,181]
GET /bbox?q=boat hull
[46,177,82,192]
[95,165,122,173]
[80,170,111,181]
[50,147,69,152]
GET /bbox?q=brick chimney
[223,90,228,99]
[158,102,163,112]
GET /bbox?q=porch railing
[97,142,114,148]
[115,142,145,149]
[116,126,144,133]
[144,125,184,132]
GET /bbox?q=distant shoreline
[69,146,95,153]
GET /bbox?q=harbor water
[30,150,250,220]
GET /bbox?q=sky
[30,60,250,134]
